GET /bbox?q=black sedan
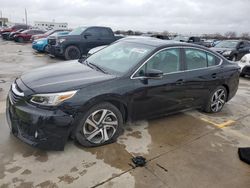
[211,40,250,61]
[6,38,240,150]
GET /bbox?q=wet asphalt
[0,38,249,188]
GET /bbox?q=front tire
[203,86,227,113]
[17,37,24,43]
[64,46,81,60]
[74,102,123,147]
[232,55,237,62]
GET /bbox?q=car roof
[120,37,204,48]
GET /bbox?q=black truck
[48,26,120,60]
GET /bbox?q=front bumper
[32,42,46,52]
[241,65,250,76]
[48,44,64,57]
[6,95,74,150]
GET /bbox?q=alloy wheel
[210,89,226,112]
[83,109,118,144]
[68,48,80,59]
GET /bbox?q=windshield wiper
[86,61,108,74]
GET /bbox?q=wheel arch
[70,94,129,139]
[222,84,230,101]
[77,94,129,123]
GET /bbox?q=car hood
[20,61,116,93]
[57,34,81,40]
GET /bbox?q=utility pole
[25,8,27,26]
[0,10,2,27]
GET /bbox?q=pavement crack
[90,168,133,188]
[156,163,168,172]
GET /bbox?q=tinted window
[185,49,207,70]
[86,28,100,37]
[69,27,87,35]
[185,49,220,70]
[100,28,112,38]
[207,53,220,66]
[136,48,180,76]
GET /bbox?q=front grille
[9,82,24,104]
[48,38,56,45]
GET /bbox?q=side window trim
[182,47,223,72]
[131,46,223,79]
[131,47,183,79]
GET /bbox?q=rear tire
[203,86,228,113]
[240,73,245,77]
[64,46,81,60]
[74,102,123,147]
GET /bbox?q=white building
[34,21,68,30]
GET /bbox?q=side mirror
[145,69,163,79]
[83,32,92,38]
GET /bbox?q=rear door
[98,28,115,45]
[182,47,223,107]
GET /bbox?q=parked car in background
[31,29,71,41]
[6,38,240,150]
[32,31,70,52]
[48,26,119,60]
[8,29,25,40]
[1,31,12,40]
[211,40,250,61]
[202,39,220,48]
[238,54,250,77]
[0,24,30,34]
[13,29,45,42]
[142,33,169,40]
[173,35,207,46]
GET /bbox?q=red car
[13,29,45,42]
[31,29,71,41]
[0,24,30,34]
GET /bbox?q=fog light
[35,131,38,138]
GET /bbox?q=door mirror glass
[145,69,163,79]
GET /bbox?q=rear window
[184,48,221,70]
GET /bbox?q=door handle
[211,73,217,78]
[176,79,184,85]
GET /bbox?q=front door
[130,48,189,120]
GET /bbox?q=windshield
[50,31,69,37]
[21,30,29,33]
[173,36,189,42]
[69,27,87,35]
[215,41,238,48]
[86,41,155,75]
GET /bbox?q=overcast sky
[1,0,249,34]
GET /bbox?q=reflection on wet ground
[0,39,250,187]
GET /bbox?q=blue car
[32,31,70,52]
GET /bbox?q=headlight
[36,40,43,44]
[58,39,66,43]
[222,51,232,56]
[30,90,77,106]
